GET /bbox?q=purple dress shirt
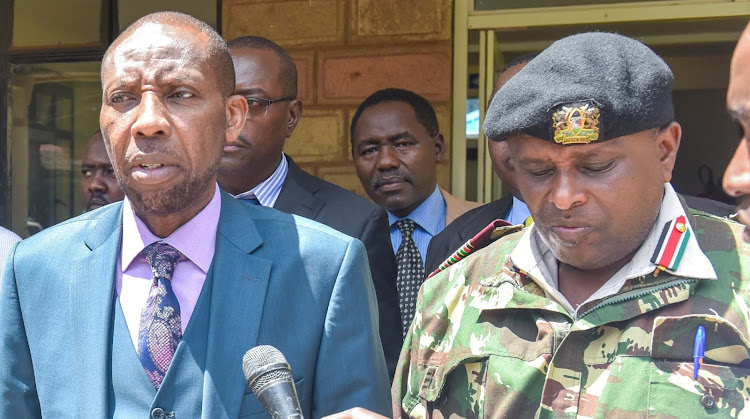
[116,184,221,349]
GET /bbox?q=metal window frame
[1,0,223,233]
[452,0,750,202]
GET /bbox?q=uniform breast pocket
[648,315,750,418]
[412,354,549,419]
[238,378,304,418]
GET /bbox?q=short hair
[490,53,539,104]
[227,36,298,98]
[504,53,538,71]
[350,88,439,141]
[101,11,235,97]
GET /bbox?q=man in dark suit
[350,88,481,337]
[0,12,391,418]
[217,36,402,377]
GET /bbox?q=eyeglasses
[244,96,294,119]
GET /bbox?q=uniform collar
[510,183,717,315]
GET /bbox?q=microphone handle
[256,378,304,419]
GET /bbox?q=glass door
[454,1,750,203]
[9,62,102,236]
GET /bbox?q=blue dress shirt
[388,186,446,267]
[506,196,531,225]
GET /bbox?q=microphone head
[242,345,294,395]
[242,345,304,419]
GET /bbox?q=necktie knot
[142,242,182,282]
[395,219,418,238]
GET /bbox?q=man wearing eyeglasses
[218,36,403,379]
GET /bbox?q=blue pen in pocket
[694,325,706,379]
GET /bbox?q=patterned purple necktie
[138,242,183,389]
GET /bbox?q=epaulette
[427,219,525,279]
[650,215,690,277]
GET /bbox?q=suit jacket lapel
[458,195,514,243]
[202,193,272,418]
[72,204,123,417]
[274,156,324,220]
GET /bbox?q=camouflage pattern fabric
[392,209,750,418]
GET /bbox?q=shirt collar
[510,183,717,314]
[507,196,531,226]
[233,153,288,207]
[121,183,221,273]
[387,185,445,235]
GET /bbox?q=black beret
[484,32,674,144]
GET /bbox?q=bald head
[494,63,526,97]
[101,11,234,97]
[227,36,298,98]
[491,54,538,103]
[488,58,534,200]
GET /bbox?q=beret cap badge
[552,102,600,145]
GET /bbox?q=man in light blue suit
[0,11,391,418]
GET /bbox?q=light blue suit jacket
[0,191,391,418]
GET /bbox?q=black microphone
[242,345,304,419]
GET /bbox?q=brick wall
[223,0,453,198]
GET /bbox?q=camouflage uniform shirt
[393,186,750,418]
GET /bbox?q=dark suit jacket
[274,156,402,379]
[424,195,513,275]
[682,195,735,218]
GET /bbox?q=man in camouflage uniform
[389,32,750,418]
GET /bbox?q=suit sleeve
[0,242,42,418]
[313,238,392,417]
[359,206,402,380]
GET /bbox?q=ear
[434,133,446,163]
[285,100,303,138]
[657,122,682,183]
[225,94,248,143]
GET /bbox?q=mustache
[731,195,750,223]
[534,206,586,227]
[370,169,413,189]
[86,193,109,208]
[124,143,181,160]
[235,134,252,147]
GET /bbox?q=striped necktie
[137,242,183,389]
[395,219,424,337]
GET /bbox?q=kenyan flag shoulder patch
[651,215,691,272]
